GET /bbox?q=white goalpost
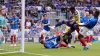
[20,0,25,53]
[0,0,25,54]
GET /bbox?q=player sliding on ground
[40,32,75,48]
[40,32,63,48]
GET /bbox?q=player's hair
[94,10,100,18]
[89,10,93,14]
[12,12,17,15]
[69,7,75,11]
[0,5,2,13]
[43,14,47,17]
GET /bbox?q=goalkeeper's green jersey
[0,15,7,27]
[0,15,7,35]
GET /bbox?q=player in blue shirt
[79,10,99,29]
[81,12,90,23]
[44,36,60,48]
[40,14,51,40]
[40,32,69,48]
[9,13,20,46]
[82,10,94,45]
[79,10,99,46]
[41,14,50,31]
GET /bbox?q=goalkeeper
[0,5,8,44]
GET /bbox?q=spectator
[32,11,38,21]
[45,5,52,12]
[25,10,30,17]
[81,12,90,23]
[35,21,42,33]
[26,20,31,29]
[31,20,35,26]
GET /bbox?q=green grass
[0,42,100,56]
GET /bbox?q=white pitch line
[0,49,4,50]
[0,51,51,56]
[24,52,51,56]
[0,51,20,54]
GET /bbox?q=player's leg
[65,26,76,47]
[10,29,14,46]
[60,43,68,47]
[64,22,87,49]
[85,31,91,44]
[39,30,45,41]
[63,38,75,48]
[78,27,89,50]
[13,29,18,46]
[39,33,44,43]
[86,30,93,45]
[62,25,76,48]
[89,30,93,44]
[45,31,50,39]
[40,29,49,41]
[74,24,89,50]
[0,31,5,44]
[13,35,16,46]
[56,36,68,47]
[55,35,66,48]
[10,35,13,44]
[89,35,93,43]
[39,29,44,41]
[67,33,72,47]
[84,36,89,43]
[55,20,66,27]
[72,30,78,43]
[39,30,48,44]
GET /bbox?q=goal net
[0,0,24,54]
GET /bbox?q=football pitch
[0,42,100,56]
